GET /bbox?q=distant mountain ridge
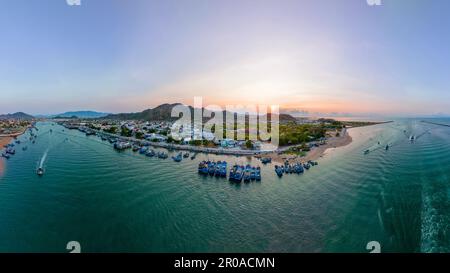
[52,111,110,119]
[0,112,34,120]
[104,103,297,122]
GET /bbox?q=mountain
[104,103,184,121]
[104,103,297,123]
[0,112,34,120]
[53,111,110,119]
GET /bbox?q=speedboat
[37,167,44,176]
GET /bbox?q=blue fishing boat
[146,149,156,157]
[214,161,222,177]
[275,165,283,177]
[1,152,10,159]
[6,148,15,155]
[255,167,261,181]
[208,161,216,175]
[243,164,252,182]
[132,145,140,152]
[220,161,227,177]
[139,147,148,154]
[261,157,272,164]
[158,152,168,159]
[198,161,208,174]
[234,165,244,182]
[172,152,182,162]
[22,146,28,151]
[250,167,256,180]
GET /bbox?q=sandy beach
[0,137,10,177]
[0,136,13,148]
[260,129,353,164]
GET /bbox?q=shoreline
[0,136,14,149]
[259,129,353,164]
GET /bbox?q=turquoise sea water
[0,119,449,253]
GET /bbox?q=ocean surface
[0,119,449,253]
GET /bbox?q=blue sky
[1,0,449,116]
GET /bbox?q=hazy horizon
[1,0,450,116]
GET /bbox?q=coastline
[0,137,9,177]
[261,129,353,164]
[0,136,13,148]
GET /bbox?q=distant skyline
[1,0,450,116]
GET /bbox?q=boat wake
[420,177,450,253]
[39,149,49,169]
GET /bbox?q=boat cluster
[198,161,228,178]
[1,143,16,159]
[274,160,317,178]
[229,164,261,182]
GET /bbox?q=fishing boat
[114,142,131,150]
[215,161,222,177]
[190,153,197,160]
[139,147,148,154]
[146,149,156,157]
[303,162,311,170]
[158,152,168,159]
[208,161,216,175]
[132,145,140,152]
[36,167,44,176]
[198,161,209,175]
[229,164,237,180]
[364,149,370,155]
[6,148,15,155]
[385,145,390,150]
[183,152,190,158]
[261,157,272,164]
[250,167,256,181]
[275,165,283,177]
[1,152,10,159]
[220,161,227,177]
[172,152,183,162]
[232,165,244,182]
[22,146,28,151]
[243,165,252,182]
[15,140,21,144]
[255,167,261,181]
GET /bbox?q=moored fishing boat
[255,166,261,181]
[146,149,156,157]
[275,165,283,177]
[172,152,182,162]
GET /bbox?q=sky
[1,0,450,116]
